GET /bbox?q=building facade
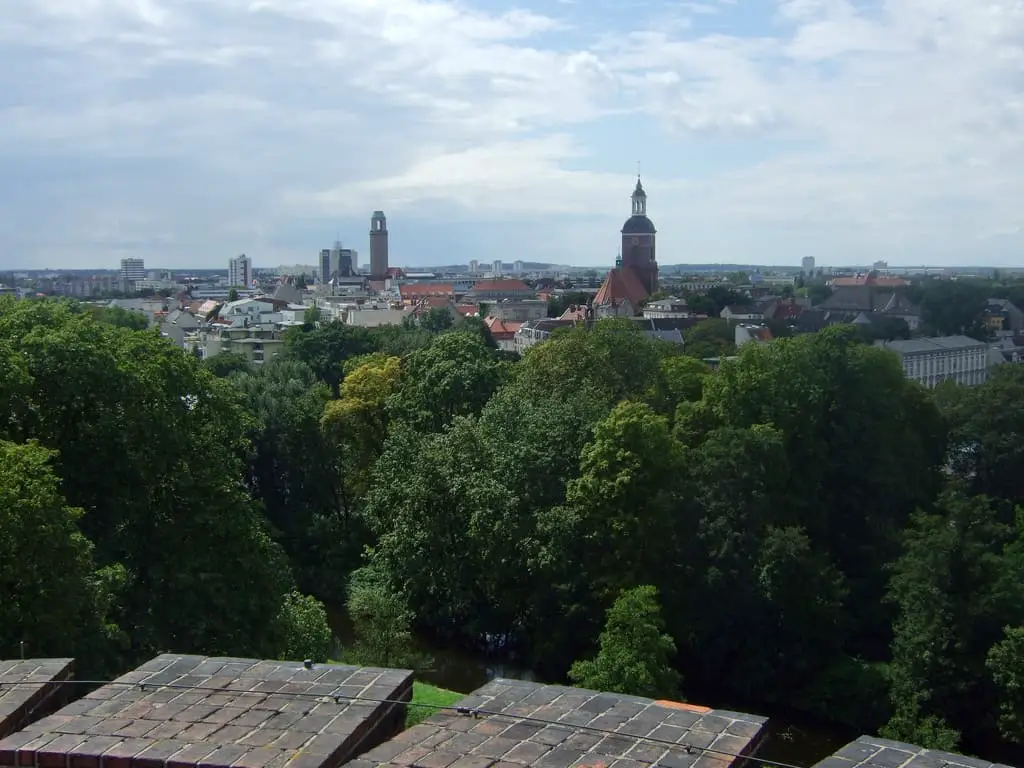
[802,256,816,272]
[369,211,389,278]
[878,335,990,388]
[228,254,252,288]
[120,258,146,291]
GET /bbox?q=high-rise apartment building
[802,256,816,273]
[469,260,479,274]
[513,260,525,274]
[369,211,389,278]
[492,260,503,275]
[120,258,146,292]
[228,254,252,288]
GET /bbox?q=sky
[2,0,1024,270]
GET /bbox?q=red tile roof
[455,304,479,317]
[399,283,455,300]
[773,301,804,320]
[559,305,588,321]
[593,267,648,310]
[484,316,523,338]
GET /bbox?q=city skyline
[2,1,1023,269]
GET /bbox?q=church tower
[620,176,658,295]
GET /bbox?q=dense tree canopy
[6,292,1024,765]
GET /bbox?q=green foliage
[202,352,253,377]
[420,307,455,333]
[406,682,462,728]
[0,298,302,666]
[683,318,734,360]
[344,567,420,669]
[228,288,240,302]
[988,626,1024,742]
[388,331,509,432]
[89,305,150,330]
[274,591,334,663]
[569,586,681,700]
[0,440,119,669]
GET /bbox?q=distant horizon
[8,262,1024,275]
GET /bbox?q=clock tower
[619,176,658,295]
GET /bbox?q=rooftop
[879,335,988,355]
[0,655,411,768]
[814,735,1014,768]
[351,678,767,768]
[0,659,74,739]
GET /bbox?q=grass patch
[406,681,462,728]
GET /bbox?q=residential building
[486,299,547,322]
[484,317,523,352]
[514,318,579,353]
[643,296,690,319]
[228,254,252,288]
[120,258,146,291]
[469,260,479,274]
[877,335,990,388]
[818,286,921,330]
[736,324,773,348]
[802,256,816,273]
[369,211,389,278]
[985,298,1024,332]
[492,260,504,275]
[513,260,525,274]
[466,279,534,302]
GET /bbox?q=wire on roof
[0,678,806,768]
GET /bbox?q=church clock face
[631,237,639,245]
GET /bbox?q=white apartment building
[120,258,146,290]
[802,256,816,272]
[643,296,691,319]
[229,254,252,288]
[877,335,990,388]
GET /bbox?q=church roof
[594,267,649,310]
[633,178,647,197]
[621,215,657,235]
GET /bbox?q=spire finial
[637,160,641,180]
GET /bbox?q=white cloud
[2,0,1024,267]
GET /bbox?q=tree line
[3,295,1024,764]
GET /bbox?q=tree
[694,326,946,660]
[884,491,1023,749]
[202,352,252,378]
[653,355,709,414]
[322,355,402,512]
[0,298,309,664]
[569,586,681,700]
[344,567,419,669]
[0,440,118,670]
[988,626,1024,743]
[918,279,988,339]
[388,332,509,432]
[88,306,150,331]
[683,319,734,360]
[283,321,376,397]
[939,365,1024,505]
[228,287,240,302]
[420,307,454,333]
[230,360,343,598]
[274,592,334,664]
[559,402,685,602]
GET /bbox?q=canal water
[328,609,854,767]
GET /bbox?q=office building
[120,258,146,292]
[878,335,990,388]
